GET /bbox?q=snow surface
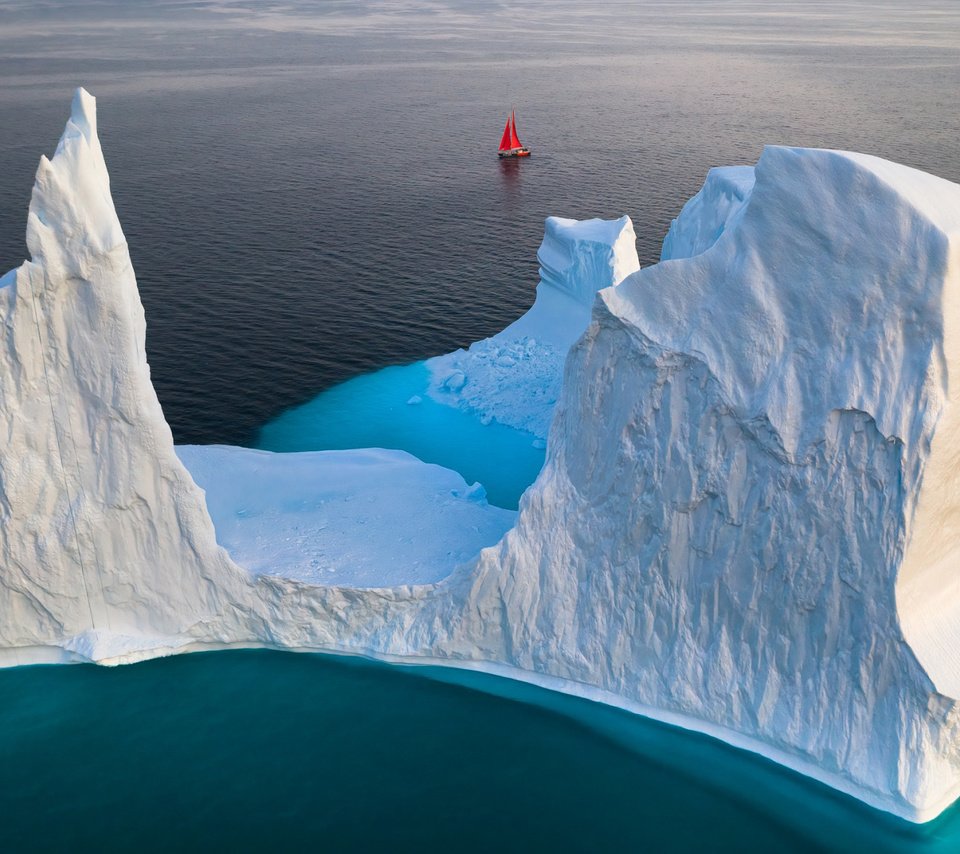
[4,91,960,825]
[176,445,514,587]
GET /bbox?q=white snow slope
[3,90,960,824]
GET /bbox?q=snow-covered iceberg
[3,90,960,824]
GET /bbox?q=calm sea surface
[2,1,960,849]
[3,649,960,853]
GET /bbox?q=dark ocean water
[3,1,960,849]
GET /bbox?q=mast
[508,110,522,149]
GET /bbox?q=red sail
[498,116,514,151]
[508,111,522,149]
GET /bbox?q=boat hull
[498,148,531,158]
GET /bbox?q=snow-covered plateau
[3,89,960,824]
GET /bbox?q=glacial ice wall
[3,91,960,824]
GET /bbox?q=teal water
[256,361,546,510]
[1,649,958,853]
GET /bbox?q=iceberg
[0,89,250,654]
[3,89,960,824]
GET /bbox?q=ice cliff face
[467,145,960,821]
[3,91,960,824]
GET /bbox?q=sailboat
[497,110,531,158]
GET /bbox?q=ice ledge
[175,444,515,588]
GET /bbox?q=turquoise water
[256,361,546,510]
[1,649,958,852]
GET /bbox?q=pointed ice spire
[0,89,249,656]
[26,87,126,273]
